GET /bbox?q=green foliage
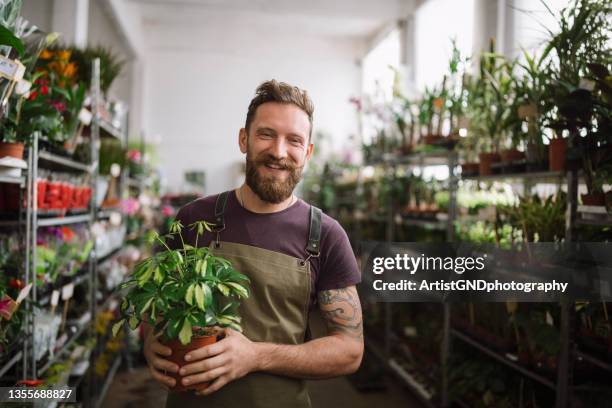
[502,193,567,242]
[115,220,250,345]
[65,45,126,95]
[0,22,23,55]
[99,138,126,176]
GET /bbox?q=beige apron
[166,191,322,408]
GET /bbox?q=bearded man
[143,80,363,408]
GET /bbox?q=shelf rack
[340,149,609,407]
[0,58,130,406]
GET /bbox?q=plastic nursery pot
[581,193,606,207]
[499,148,525,163]
[164,333,219,392]
[0,142,25,159]
[549,138,567,172]
[37,180,48,209]
[478,152,501,176]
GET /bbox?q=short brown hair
[245,80,314,139]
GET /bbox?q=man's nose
[269,137,288,159]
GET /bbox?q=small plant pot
[423,134,444,145]
[500,148,525,163]
[581,193,606,207]
[164,332,220,392]
[0,142,25,159]
[478,152,501,176]
[549,138,567,172]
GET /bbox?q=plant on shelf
[512,47,553,168]
[66,45,125,97]
[464,39,516,175]
[503,193,567,243]
[113,220,250,391]
[540,0,611,174]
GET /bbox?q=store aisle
[101,365,424,408]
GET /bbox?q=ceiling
[127,0,417,39]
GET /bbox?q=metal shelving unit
[341,150,609,407]
[0,58,130,406]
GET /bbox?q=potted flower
[113,220,250,392]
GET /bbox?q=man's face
[239,102,314,204]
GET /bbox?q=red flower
[51,101,66,112]
[28,91,38,101]
[61,226,75,241]
[40,85,49,95]
[8,278,24,290]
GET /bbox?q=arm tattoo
[317,287,363,341]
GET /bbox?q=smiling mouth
[264,164,287,171]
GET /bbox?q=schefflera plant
[113,220,250,345]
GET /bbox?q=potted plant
[465,40,515,175]
[113,220,250,392]
[539,0,610,173]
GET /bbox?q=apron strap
[302,205,322,265]
[213,191,230,246]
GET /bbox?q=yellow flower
[57,50,71,62]
[63,62,77,78]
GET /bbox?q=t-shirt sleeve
[316,220,361,292]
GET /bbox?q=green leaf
[112,319,125,337]
[128,315,140,330]
[153,266,163,284]
[195,284,205,311]
[0,24,24,56]
[178,319,192,345]
[138,264,154,287]
[199,259,208,276]
[217,283,230,296]
[226,282,249,298]
[185,284,195,305]
[202,283,212,307]
[140,297,154,315]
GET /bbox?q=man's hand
[179,328,260,396]
[144,331,179,388]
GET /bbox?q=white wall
[20,0,52,31]
[144,27,363,195]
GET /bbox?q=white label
[62,283,74,300]
[79,108,92,125]
[50,290,60,307]
[16,283,32,304]
[15,79,31,95]
[0,56,24,80]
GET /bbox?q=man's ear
[305,142,314,162]
[239,128,247,154]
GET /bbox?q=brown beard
[245,149,303,204]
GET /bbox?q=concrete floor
[101,365,424,408]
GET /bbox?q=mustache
[254,155,303,171]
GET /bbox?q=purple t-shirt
[171,191,361,308]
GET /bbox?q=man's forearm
[254,334,363,380]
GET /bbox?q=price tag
[15,283,32,304]
[0,56,25,81]
[61,284,74,301]
[50,290,60,307]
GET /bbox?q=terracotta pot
[164,334,219,392]
[478,152,501,176]
[461,162,479,176]
[549,138,567,172]
[500,148,525,163]
[581,193,606,206]
[0,142,24,159]
[423,134,444,145]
